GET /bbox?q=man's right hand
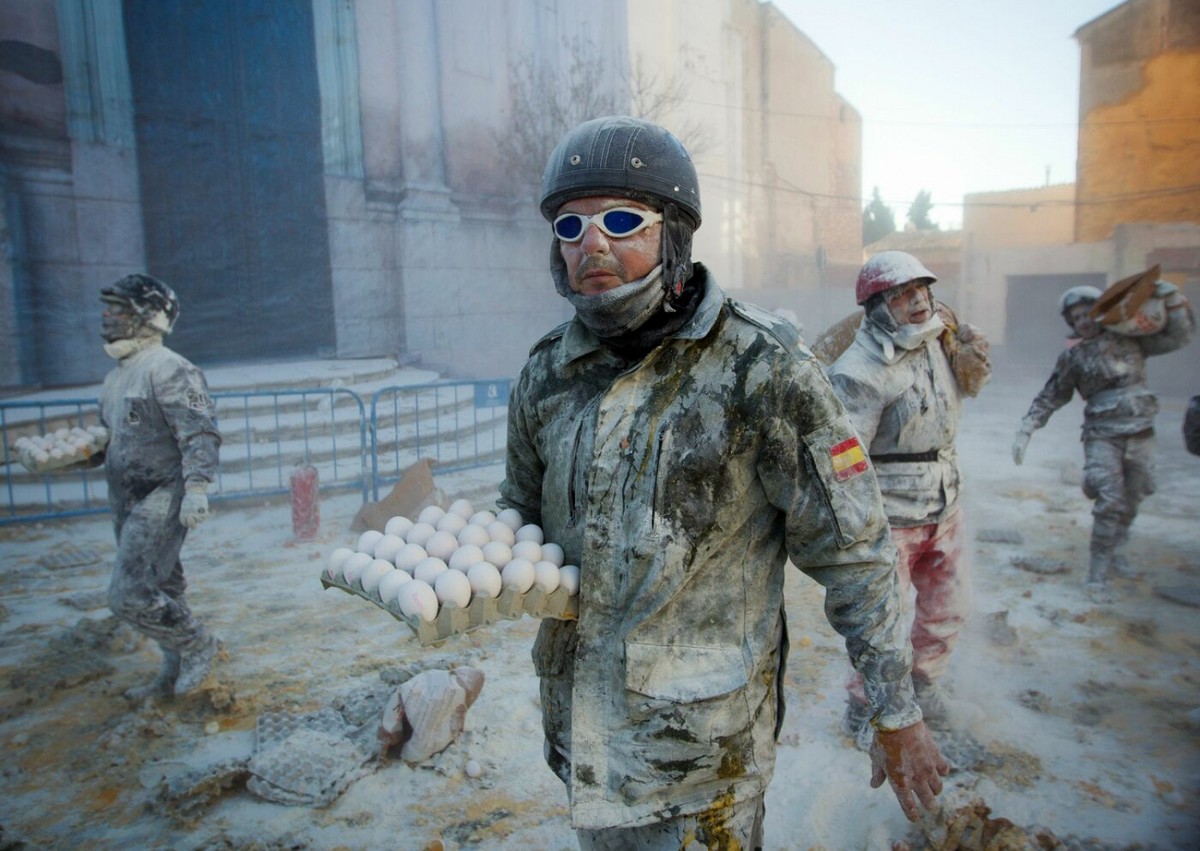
[869,721,949,822]
[1012,430,1031,465]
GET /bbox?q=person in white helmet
[1013,280,1194,601]
[826,251,991,745]
[92,274,223,700]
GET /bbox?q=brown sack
[810,309,863,365]
[350,458,445,533]
[1089,265,1161,328]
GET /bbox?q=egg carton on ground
[320,573,578,646]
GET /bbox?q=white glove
[1012,430,1031,466]
[179,482,210,529]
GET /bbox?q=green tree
[907,189,938,231]
[862,186,896,245]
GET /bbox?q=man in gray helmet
[499,116,946,848]
[1013,279,1193,602]
[92,274,223,699]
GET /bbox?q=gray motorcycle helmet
[540,116,701,299]
[539,116,701,228]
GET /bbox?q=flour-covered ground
[1,372,1197,850]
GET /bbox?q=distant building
[0,0,860,390]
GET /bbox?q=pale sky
[770,0,1124,230]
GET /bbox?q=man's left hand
[869,721,949,822]
[179,484,210,529]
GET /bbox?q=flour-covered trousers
[107,482,206,652]
[848,506,969,699]
[1082,431,1155,555]
[576,793,764,851]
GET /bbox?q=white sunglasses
[552,207,663,242]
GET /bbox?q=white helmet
[1058,285,1102,317]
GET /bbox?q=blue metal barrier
[0,380,510,525]
[368,379,510,501]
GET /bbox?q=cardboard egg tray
[320,572,578,646]
[17,443,104,474]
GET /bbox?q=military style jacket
[500,272,919,830]
[100,342,221,510]
[1021,302,1194,441]
[826,319,967,528]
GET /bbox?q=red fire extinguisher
[290,463,320,540]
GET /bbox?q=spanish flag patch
[830,436,869,481]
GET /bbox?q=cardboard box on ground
[350,458,447,534]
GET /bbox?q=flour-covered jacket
[826,317,963,528]
[499,270,918,830]
[100,342,221,513]
[1020,305,1194,440]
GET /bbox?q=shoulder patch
[529,320,571,357]
[830,436,869,481]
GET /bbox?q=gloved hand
[1012,429,1031,465]
[870,721,949,822]
[1153,279,1178,299]
[179,482,210,529]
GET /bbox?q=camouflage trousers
[576,793,764,851]
[1082,431,1155,581]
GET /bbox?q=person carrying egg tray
[824,251,991,748]
[498,115,948,849]
[1012,275,1194,603]
[62,274,223,701]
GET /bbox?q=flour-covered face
[556,197,663,296]
[101,301,143,343]
[883,280,934,326]
[1067,303,1100,339]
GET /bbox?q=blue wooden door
[123,0,334,363]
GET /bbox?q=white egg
[417,505,446,526]
[533,561,561,593]
[405,522,438,548]
[361,559,395,594]
[54,427,69,439]
[434,570,472,608]
[326,547,355,579]
[378,570,413,605]
[436,512,467,535]
[496,508,524,531]
[341,552,375,584]
[515,524,545,544]
[501,558,536,594]
[481,540,512,568]
[413,556,449,586]
[50,448,65,460]
[457,524,491,548]
[425,530,460,561]
[558,564,580,596]
[448,544,484,572]
[468,510,496,527]
[540,542,565,568]
[393,543,428,573]
[466,562,502,598]
[373,534,406,563]
[396,579,439,622]
[511,540,543,564]
[486,521,516,546]
[356,530,384,555]
[384,516,414,538]
[465,759,483,779]
[448,498,475,519]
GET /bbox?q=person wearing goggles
[498,116,947,848]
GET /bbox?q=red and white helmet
[855,251,937,305]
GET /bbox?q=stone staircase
[0,358,510,522]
